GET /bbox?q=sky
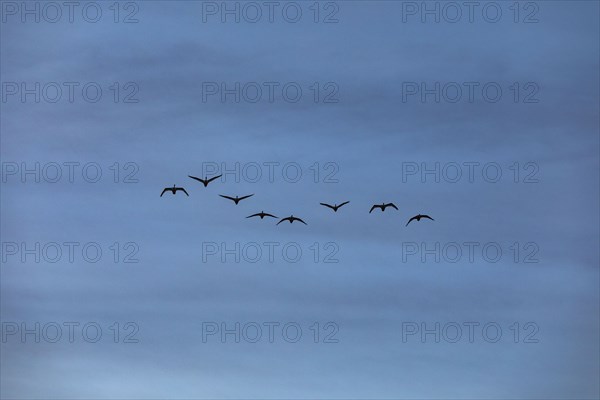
[1,1,599,398]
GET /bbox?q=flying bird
[188,174,222,187]
[160,185,189,197]
[246,211,278,219]
[320,201,350,212]
[277,215,307,225]
[406,214,434,226]
[219,194,254,205]
[369,203,398,213]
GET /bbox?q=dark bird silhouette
[188,174,222,187]
[369,203,398,213]
[219,194,254,205]
[277,215,307,225]
[406,214,434,226]
[246,211,278,219]
[320,201,350,212]
[160,185,189,197]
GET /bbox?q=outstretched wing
[263,213,278,218]
[188,175,206,184]
[422,215,434,221]
[246,213,260,219]
[406,216,418,226]
[219,194,236,201]
[206,174,222,184]
[238,194,254,201]
[294,217,308,225]
[320,203,336,211]
[178,188,189,196]
[160,188,168,197]
[387,203,399,210]
[369,205,379,213]
[276,217,290,225]
[338,201,350,208]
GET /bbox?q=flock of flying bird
[161,174,435,226]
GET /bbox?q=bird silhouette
[406,214,434,226]
[277,215,307,225]
[160,185,189,197]
[219,194,254,205]
[320,201,350,212]
[188,174,222,187]
[247,211,278,219]
[369,203,398,213]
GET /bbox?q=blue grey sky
[1,1,599,398]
